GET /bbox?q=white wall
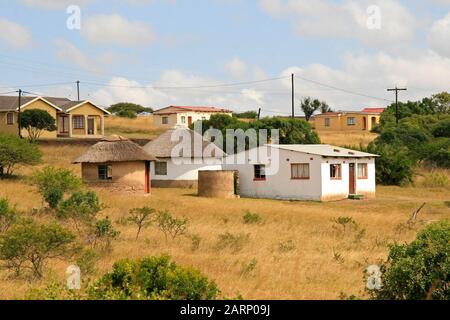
[151,158,223,181]
[176,112,233,128]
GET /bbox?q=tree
[156,211,188,242]
[89,255,220,300]
[20,109,56,142]
[370,221,450,300]
[234,111,258,119]
[0,220,77,278]
[31,167,81,209]
[320,102,333,114]
[300,97,329,121]
[127,206,155,240]
[108,103,153,118]
[0,134,42,177]
[0,198,18,234]
[92,217,120,251]
[58,191,102,230]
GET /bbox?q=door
[87,118,95,135]
[188,116,193,126]
[59,116,69,134]
[349,163,356,194]
[145,161,151,194]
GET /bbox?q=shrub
[216,232,249,253]
[20,109,56,142]
[0,198,18,234]
[331,216,357,235]
[89,255,220,300]
[278,240,296,253]
[76,249,99,276]
[31,167,81,209]
[0,134,42,177]
[240,258,258,278]
[243,211,262,225]
[370,220,450,300]
[58,191,102,228]
[127,206,155,240]
[92,217,120,251]
[0,219,77,278]
[189,234,202,251]
[155,211,188,242]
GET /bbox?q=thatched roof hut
[143,128,225,159]
[74,135,156,164]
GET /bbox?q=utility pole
[291,73,295,118]
[387,86,407,124]
[17,89,22,139]
[257,107,261,120]
[76,80,80,101]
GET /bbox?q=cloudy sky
[0,0,449,116]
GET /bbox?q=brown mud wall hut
[198,170,240,199]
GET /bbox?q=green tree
[370,220,450,300]
[58,191,102,230]
[31,167,81,209]
[20,109,56,142]
[300,97,328,121]
[89,255,220,300]
[0,198,18,234]
[92,217,120,251]
[0,134,42,177]
[155,211,188,242]
[0,220,77,278]
[108,103,153,118]
[127,206,155,240]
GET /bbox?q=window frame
[98,164,113,180]
[155,161,168,176]
[347,117,356,126]
[73,116,85,129]
[324,118,331,127]
[330,164,342,180]
[6,112,14,125]
[357,163,368,179]
[254,164,266,181]
[162,116,169,125]
[291,163,310,180]
[181,116,186,124]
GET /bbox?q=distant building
[152,106,233,128]
[0,96,110,139]
[311,108,385,131]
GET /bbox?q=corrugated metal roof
[269,144,379,158]
[153,106,232,115]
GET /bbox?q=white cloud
[0,18,33,48]
[260,0,416,48]
[224,58,248,79]
[82,14,156,47]
[428,13,450,58]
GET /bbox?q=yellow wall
[69,102,105,137]
[154,113,178,128]
[0,112,18,135]
[312,113,381,131]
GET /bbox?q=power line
[0,91,17,95]
[295,74,393,103]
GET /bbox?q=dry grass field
[317,130,378,147]
[105,115,165,139]
[0,144,449,300]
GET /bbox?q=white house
[143,128,225,188]
[152,106,233,128]
[224,144,379,202]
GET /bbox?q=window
[6,113,14,125]
[347,117,356,126]
[254,165,266,180]
[330,164,342,180]
[73,116,85,129]
[98,165,112,180]
[357,163,368,179]
[181,116,186,124]
[162,116,169,125]
[291,164,310,179]
[155,162,168,176]
[324,118,331,127]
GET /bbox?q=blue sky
[0,0,449,115]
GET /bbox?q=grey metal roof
[269,144,379,158]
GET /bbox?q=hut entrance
[233,171,240,196]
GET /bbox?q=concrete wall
[150,158,223,187]
[312,114,381,131]
[154,112,233,128]
[198,170,238,199]
[69,102,105,138]
[82,161,147,192]
[153,113,179,128]
[0,112,18,135]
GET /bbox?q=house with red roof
[153,106,233,128]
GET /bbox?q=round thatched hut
[73,136,157,194]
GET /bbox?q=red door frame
[188,116,193,126]
[349,163,356,195]
[145,161,151,194]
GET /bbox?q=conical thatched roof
[73,136,157,163]
[143,128,226,159]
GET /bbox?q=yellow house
[311,108,385,132]
[0,96,110,139]
[153,106,233,128]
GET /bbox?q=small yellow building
[153,106,233,128]
[311,108,385,132]
[0,96,110,139]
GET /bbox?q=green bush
[127,206,155,240]
[216,232,249,253]
[0,198,19,234]
[0,219,77,278]
[76,249,99,276]
[89,255,220,300]
[243,211,262,225]
[31,167,81,209]
[92,217,120,251]
[370,220,450,300]
[155,211,188,242]
[0,134,42,177]
[58,191,102,225]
